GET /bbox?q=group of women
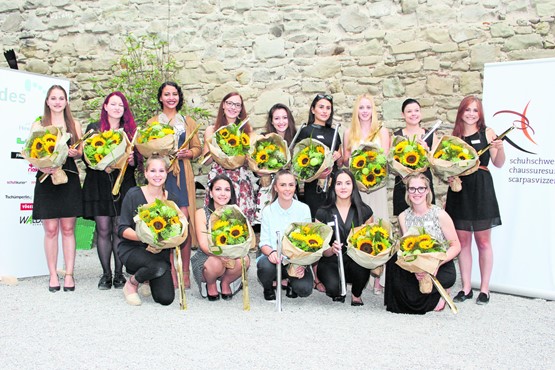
[32,83,505,313]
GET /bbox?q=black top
[117,186,178,264]
[295,124,341,153]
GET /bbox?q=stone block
[423,57,440,70]
[382,99,405,121]
[426,74,454,95]
[417,4,456,25]
[405,80,427,97]
[372,64,395,77]
[304,57,341,79]
[27,59,49,74]
[535,0,555,16]
[391,41,430,54]
[396,59,422,73]
[470,43,497,69]
[449,25,483,43]
[460,72,482,95]
[426,29,451,44]
[351,39,383,57]
[490,22,515,37]
[343,66,372,77]
[338,6,369,33]
[400,0,418,14]
[254,36,285,60]
[253,89,293,114]
[502,34,543,51]
[506,0,528,12]
[382,13,418,30]
[0,2,19,12]
[383,77,405,98]
[3,13,22,32]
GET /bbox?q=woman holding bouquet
[33,85,82,292]
[257,169,312,300]
[83,92,137,290]
[445,96,505,305]
[192,174,249,300]
[315,169,374,306]
[255,103,298,219]
[293,94,342,218]
[385,173,460,314]
[147,81,202,289]
[202,92,257,223]
[343,94,390,294]
[392,98,436,216]
[118,155,176,306]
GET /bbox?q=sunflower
[393,155,400,162]
[402,151,420,167]
[256,150,269,164]
[357,238,373,254]
[30,149,40,158]
[457,152,471,161]
[109,132,122,145]
[94,153,104,163]
[434,150,445,159]
[373,241,387,255]
[31,138,44,152]
[91,136,106,148]
[370,226,389,239]
[305,234,323,248]
[219,128,230,139]
[241,133,250,146]
[266,144,276,152]
[148,216,167,234]
[101,130,114,139]
[316,146,325,155]
[395,141,408,154]
[419,240,434,250]
[45,143,55,154]
[226,134,239,147]
[148,135,160,142]
[216,233,228,246]
[417,234,432,243]
[352,155,366,169]
[139,210,150,220]
[401,237,417,252]
[373,166,385,176]
[213,220,230,230]
[297,153,310,167]
[365,151,377,161]
[43,133,57,144]
[229,225,244,238]
[170,216,180,225]
[290,232,306,242]
[302,225,312,234]
[162,128,174,135]
[361,173,377,187]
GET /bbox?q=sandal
[314,281,326,293]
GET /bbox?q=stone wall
[2,0,555,204]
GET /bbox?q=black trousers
[256,255,313,297]
[317,253,370,298]
[124,248,175,306]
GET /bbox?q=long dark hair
[452,96,486,138]
[214,92,252,133]
[100,91,137,139]
[157,81,184,112]
[307,93,334,127]
[322,169,372,225]
[265,103,297,144]
[207,174,237,211]
[41,85,78,145]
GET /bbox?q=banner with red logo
[483,57,555,300]
[0,68,70,277]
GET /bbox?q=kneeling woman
[257,169,312,300]
[384,173,461,314]
[192,174,250,301]
[118,155,176,306]
[315,169,374,306]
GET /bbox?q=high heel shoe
[63,273,75,292]
[49,275,60,292]
[207,293,220,301]
[332,296,346,303]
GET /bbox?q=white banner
[0,68,70,278]
[482,58,555,300]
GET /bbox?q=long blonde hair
[347,94,380,149]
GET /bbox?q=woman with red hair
[445,96,506,305]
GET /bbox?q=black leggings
[256,255,313,297]
[95,216,123,275]
[317,253,370,298]
[124,248,175,306]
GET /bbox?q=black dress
[294,124,342,218]
[82,122,136,219]
[32,139,83,220]
[392,128,436,216]
[315,204,373,298]
[445,129,501,231]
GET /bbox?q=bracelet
[268,250,276,257]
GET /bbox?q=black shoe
[264,288,276,301]
[207,293,220,301]
[63,274,75,292]
[476,292,490,305]
[221,293,233,301]
[351,298,364,307]
[49,285,61,292]
[112,273,126,289]
[286,285,298,299]
[332,296,346,303]
[98,274,112,290]
[453,290,473,302]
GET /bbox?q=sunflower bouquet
[208,121,251,170]
[349,142,388,193]
[21,125,71,185]
[395,227,449,294]
[134,198,188,249]
[208,205,254,259]
[429,135,479,191]
[135,121,177,158]
[246,133,290,176]
[281,222,333,277]
[388,135,429,178]
[83,129,130,171]
[291,138,333,183]
[346,219,395,269]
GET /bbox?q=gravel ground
[1,249,554,370]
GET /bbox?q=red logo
[20,203,33,211]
